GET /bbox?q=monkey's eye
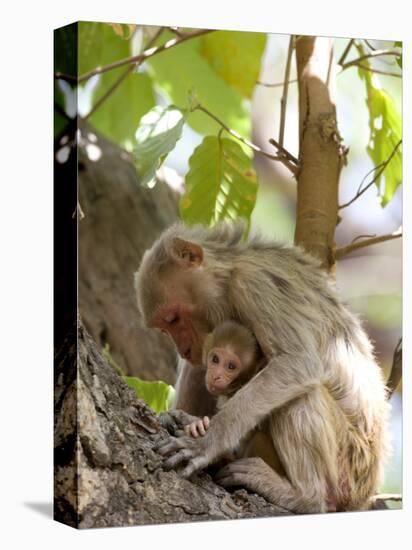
[212,354,219,364]
[227,362,236,370]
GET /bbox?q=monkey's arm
[173,359,217,417]
[155,353,321,477]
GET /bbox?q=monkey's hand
[159,409,201,436]
[215,457,278,501]
[184,416,210,438]
[154,432,215,478]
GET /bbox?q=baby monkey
[184,321,284,474]
[184,320,263,438]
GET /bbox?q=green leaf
[134,105,186,186]
[181,135,258,227]
[359,70,402,206]
[78,22,119,76]
[200,30,267,98]
[54,23,77,78]
[90,72,155,147]
[394,41,402,68]
[147,32,250,137]
[78,22,156,146]
[355,45,402,207]
[54,83,69,136]
[123,377,175,414]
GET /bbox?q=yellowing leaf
[147,31,250,137]
[200,30,267,98]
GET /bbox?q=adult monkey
[134,222,389,513]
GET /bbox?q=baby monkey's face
[205,347,243,396]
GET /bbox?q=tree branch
[335,232,402,260]
[82,27,165,122]
[194,104,298,174]
[340,63,401,78]
[294,37,344,270]
[54,100,71,122]
[279,36,295,148]
[257,78,297,88]
[386,339,402,399]
[55,28,215,84]
[339,140,402,210]
[340,48,401,70]
[337,38,355,66]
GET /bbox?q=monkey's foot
[215,457,279,502]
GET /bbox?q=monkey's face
[150,269,212,365]
[205,347,242,396]
[153,301,209,365]
[137,236,222,365]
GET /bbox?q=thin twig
[268,137,299,165]
[386,339,402,399]
[279,36,295,148]
[257,78,298,88]
[363,39,377,52]
[338,38,355,66]
[55,29,215,84]
[350,234,376,244]
[194,104,298,174]
[83,27,165,122]
[341,62,401,78]
[54,101,71,122]
[371,493,402,502]
[335,232,402,259]
[341,48,401,69]
[339,140,402,210]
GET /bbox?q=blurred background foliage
[55,23,402,500]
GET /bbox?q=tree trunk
[76,125,179,383]
[294,37,346,272]
[54,320,290,528]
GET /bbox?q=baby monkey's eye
[227,362,236,370]
[212,354,219,364]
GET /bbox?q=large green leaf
[123,377,175,414]
[54,23,77,78]
[147,32,250,137]
[134,105,186,186]
[359,66,402,206]
[78,22,156,146]
[200,31,267,98]
[90,72,155,147]
[78,22,113,76]
[181,135,258,226]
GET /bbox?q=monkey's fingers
[203,416,210,430]
[180,456,206,479]
[159,411,180,435]
[154,436,187,456]
[163,448,193,470]
[196,420,206,436]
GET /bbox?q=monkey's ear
[171,238,204,267]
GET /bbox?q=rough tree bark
[54,320,289,528]
[294,37,346,272]
[77,125,178,383]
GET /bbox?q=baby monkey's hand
[184,416,210,438]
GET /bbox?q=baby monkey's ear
[171,238,204,268]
